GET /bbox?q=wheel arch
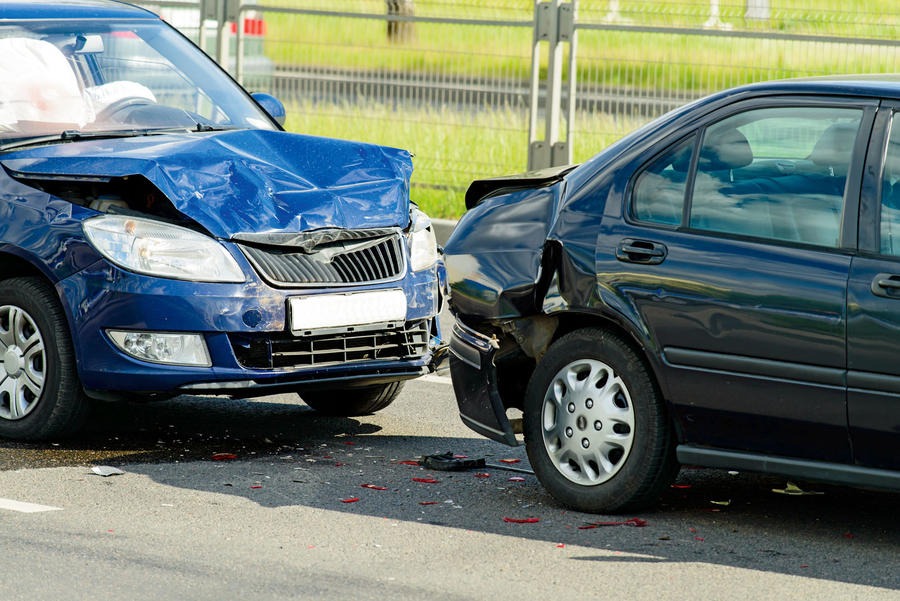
[490,307,673,418]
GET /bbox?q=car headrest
[810,122,857,172]
[699,127,753,171]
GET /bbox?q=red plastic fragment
[250,485,262,489]
[503,517,540,524]
[453,454,468,459]
[418,501,439,505]
[578,517,648,529]
[671,484,692,489]
[412,477,439,484]
[211,452,238,461]
[474,472,491,479]
[341,497,360,503]
[508,476,526,482]
[499,458,521,464]
[397,460,421,466]
[361,484,388,490]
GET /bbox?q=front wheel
[0,277,89,440]
[523,328,677,513]
[300,381,404,416]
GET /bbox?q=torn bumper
[449,319,519,446]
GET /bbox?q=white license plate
[289,289,407,333]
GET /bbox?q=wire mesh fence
[137,0,900,218]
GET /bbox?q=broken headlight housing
[408,206,438,272]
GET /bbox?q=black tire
[0,277,89,440]
[523,328,678,513]
[300,381,404,416]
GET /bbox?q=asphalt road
[0,374,898,601]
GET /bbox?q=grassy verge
[260,0,900,92]
[284,101,637,219]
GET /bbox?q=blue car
[445,76,900,513]
[0,0,444,440]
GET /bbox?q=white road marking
[0,498,62,513]
[419,374,452,385]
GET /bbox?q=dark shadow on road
[1,393,898,591]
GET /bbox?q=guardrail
[138,0,900,216]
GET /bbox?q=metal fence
[138,0,900,217]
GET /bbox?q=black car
[444,76,900,513]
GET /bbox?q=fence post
[528,1,576,171]
[386,0,415,43]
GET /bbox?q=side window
[880,115,900,256]
[631,135,694,226]
[688,107,863,248]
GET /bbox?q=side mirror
[251,92,285,127]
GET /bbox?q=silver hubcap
[0,305,46,420]
[540,359,635,486]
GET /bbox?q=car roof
[0,0,156,22]
[712,75,900,103]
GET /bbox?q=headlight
[408,206,438,272]
[83,215,245,283]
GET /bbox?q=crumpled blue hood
[0,129,413,239]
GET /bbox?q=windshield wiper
[0,123,243,152]
[0,128,188,152]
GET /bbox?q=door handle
[616,239,667,265]
[872,273,900,297]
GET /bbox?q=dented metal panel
[1,129,413,238]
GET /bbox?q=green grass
[263,0,900,218]
[284,101,633,219]
[259,0,900,92]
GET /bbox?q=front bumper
[449,319,519,446]
[58,258,445,398]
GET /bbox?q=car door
[596,97,876,461]
[847,102,900,471]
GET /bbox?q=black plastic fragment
[422,451,486,471]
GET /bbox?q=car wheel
[0,277,88,440]
[523,328,677,513]
[300,381,404,416]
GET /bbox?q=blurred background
[136,0,900,218]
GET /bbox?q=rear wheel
[523,328,677,513]
[300,381,404,416]
[0,277,88,440]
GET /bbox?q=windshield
[0,20,277,145]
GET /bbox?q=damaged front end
[1,130,446,400]
[444,166,577,445]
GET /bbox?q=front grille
[231,320,431,369]
[239,233,405,287]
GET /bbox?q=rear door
[847,103,900,471]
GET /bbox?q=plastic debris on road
[772,481,824,496]
[211,452,238,461]
[412,476,439,484]
[91,466,125,477]
[578,517,648,529]
[361,484,388,490]
[422,451,485,471]
[503,517,540,524]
